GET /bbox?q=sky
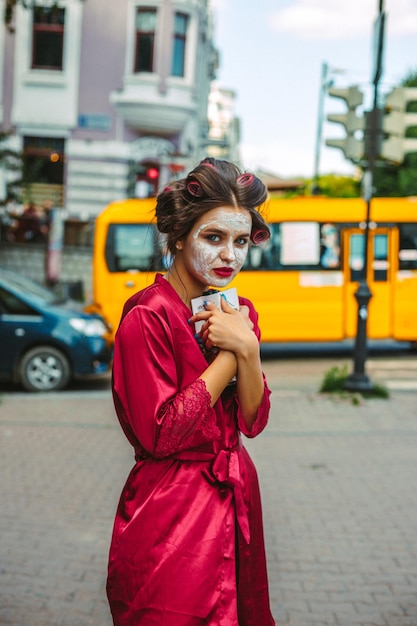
[210,0,417,179]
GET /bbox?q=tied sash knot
[134,443,250,544]
[202,448,250,544]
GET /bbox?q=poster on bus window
[280,222,320,265]
[320,223,340,268]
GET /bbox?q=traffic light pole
[313,63,347,193]
[344,0,385,393]
[312,62,328,195]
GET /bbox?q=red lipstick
[213,267,234,277]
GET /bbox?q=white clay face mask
[189,209,251,287]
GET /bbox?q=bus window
[243,222,341,271]
[349,233,365,282]
[244,223,280,269]
[399,224,417,270]
[105,223,162,272]
[373,234,388,281]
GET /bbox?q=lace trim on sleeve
[154,378,221,457]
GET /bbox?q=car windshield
[0,268,58,305]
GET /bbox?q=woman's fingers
[239,304,254,330]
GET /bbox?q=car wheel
[19,346,71,392]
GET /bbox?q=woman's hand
[191,298,264,429]
[190,298,257,355]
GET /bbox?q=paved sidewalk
[256,359,417,626]
[0,359,417,625]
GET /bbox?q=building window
[171,12,188,77]
[23,136,65,185]
[134,8,157,73]
[32,6,65,70]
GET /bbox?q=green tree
[4,1,32,31]
[4,0,85,31]
[402,68,417,89]
[374,68,417,197]
[307,174,361,198]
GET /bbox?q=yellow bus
[91,196,417,344]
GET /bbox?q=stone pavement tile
[245,389,417,626]
[0,393,130,626]
[1,378,417,626]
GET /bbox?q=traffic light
[144,164,160,195]
[381,87,417,163]
[133,162,160,197]
[325,86,365,162]
[146,166,159,183]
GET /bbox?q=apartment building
[0,0,237,219]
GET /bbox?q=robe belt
[201,447,250,545]
[134,442,250,544]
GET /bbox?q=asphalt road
[0,338,414,395]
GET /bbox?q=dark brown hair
[155,158,270,256]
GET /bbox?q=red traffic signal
[146,167,159,181]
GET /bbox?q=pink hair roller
[236,173,254,186]
[251,229,269,244]
[187,181,203,197]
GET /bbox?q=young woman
[107,158,275,626]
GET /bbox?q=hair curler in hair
[200,161,217,170]
[236,173,255,186]
[251,229,269,244]
[187,180,204,197]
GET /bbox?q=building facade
[207,81,240,163]
[0,0,238,219]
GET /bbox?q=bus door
[344,228,392,339]
[393,223,417,341]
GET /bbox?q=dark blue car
[0,267,113,392]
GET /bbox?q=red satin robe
[107,274,275,626]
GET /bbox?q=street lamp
[344,171,374,392]
[344,0,386,393]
